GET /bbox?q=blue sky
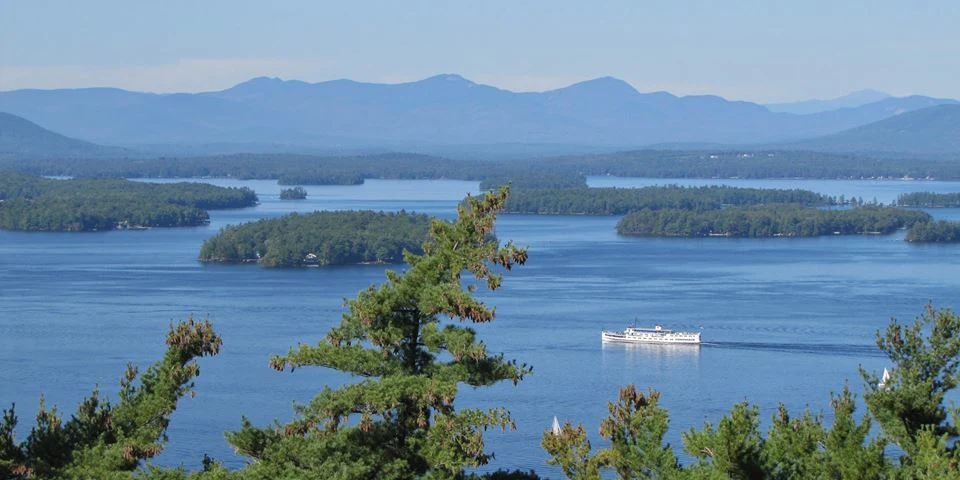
[2,1,958,102]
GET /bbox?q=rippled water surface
[2,177,960,475]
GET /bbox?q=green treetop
[0,318,221,479]
[225,186,532,479]
[543,305,960,479]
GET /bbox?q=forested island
[504,186,835,215]
[199,210,432,267]
[479,173,588,191]
[0,172,257,232]
[905,220,960,243]
[616,205,930,238]
[279,186,308,200]
[896,191,960,207]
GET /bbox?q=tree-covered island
[905,219,960,243]
[479,173,588,191]
[504,186,836,215]
[199,210,432,267]
[897,191,960,207]
[0,172,257,232]
[617,205,930,238]
[279,186,308,200]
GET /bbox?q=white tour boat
[601,324,701,345]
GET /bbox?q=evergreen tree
[544,305,960,479]
[682,403,764,479]
[225,187,531,479]
[0,317,221,479]
[861,305,960,467]
[542,386,681,480]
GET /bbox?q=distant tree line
[897,191,960,207]
[545,149,960,180]
[0,172,257,231]
[504,186,836,215]
[616,205,931,238]
[7,149,960,188]
[199,210,432,267]
[279,186,307,200]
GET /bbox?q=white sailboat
[551,416,561,435]
[878,368,892,389]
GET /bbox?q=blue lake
[2,177,960,475]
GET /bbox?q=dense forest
[897,191,960,207]
[4,149,960,189]
[504,186,835,215]
[199,210,432,267]
[905,219,960,243]
[0,172,257,231]
[616,205,930,238]
[279,186,307,200]
[479,173,588,190]
[3,189,960,478]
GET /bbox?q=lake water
[2,177,960,475]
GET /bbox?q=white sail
[878,368,892,389]
[551,416,561,435]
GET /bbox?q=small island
[504,186,836,215]
[479,173,587,191]
[199,210,432,267]
[905,220,960,243]
[616,205,930,238]
[279,186,308,200]
[0,172,257,232]
[897,192,960,208]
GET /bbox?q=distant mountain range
[765,89,891,115]
[0,112,128,158]
[782,104,960,155]
[0,74,956,153]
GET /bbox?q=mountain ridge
[781,104,960,154]
[0,112,129,158]
[0,75,955,151]
[766,89,892,114]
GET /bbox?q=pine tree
[0,317,221,479]
[861,304,960,469]
[226,187,532,479]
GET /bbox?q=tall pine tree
[227,187,531,479]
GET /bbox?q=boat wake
[702,341,882,357]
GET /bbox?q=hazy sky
[2,1,958,102]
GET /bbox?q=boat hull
[601,330,701,345]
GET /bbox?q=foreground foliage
[223,186,530,478]
[0,318,221,479]
[199,210,432,267]
[0,172,256,231]
[544,305,960,479]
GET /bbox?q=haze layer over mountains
[0,74,958,157]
